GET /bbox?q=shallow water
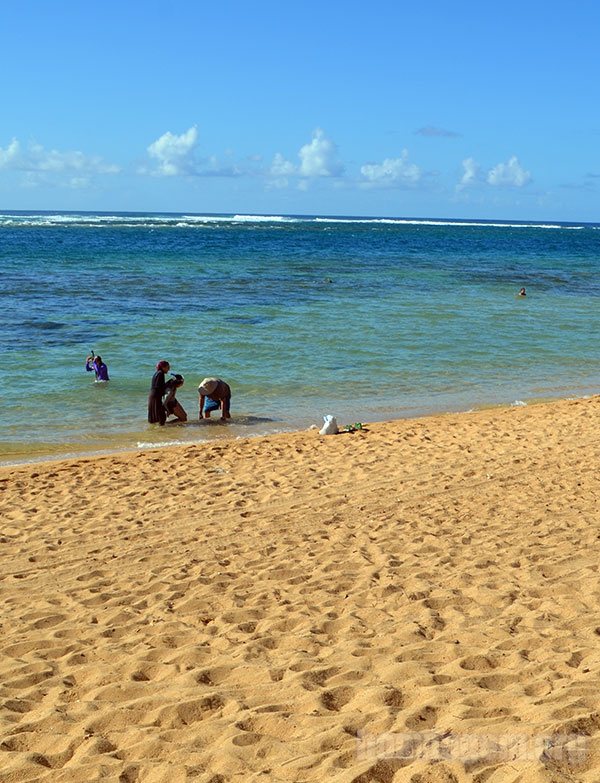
[1,211,599,462]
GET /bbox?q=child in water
[85,354,109,381]
[163,374,187,422]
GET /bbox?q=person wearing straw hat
[198,377,231,421]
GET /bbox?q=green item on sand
[344,422,364,432]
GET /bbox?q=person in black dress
[148,360,170,424]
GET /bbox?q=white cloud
[0,138,20,167]
[298,128,344,177]
[458,157,481,189]
[487,156,531,187]
[268,129,343,188]
[144,127,244,178]
[267,153,296,188]
[266,177,290,190]
[147,126,199,176]
[28,143,119,174]
[270,152,296,178]
[68,177,91,189]
[457,155,532,190]
[360,150,421,187]
[0,138,119,176]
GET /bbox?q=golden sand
[1,397,600,782]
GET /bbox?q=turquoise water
[1,211,599,463]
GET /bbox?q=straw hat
[198,377,219,395]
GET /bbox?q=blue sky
[1,0,599,221]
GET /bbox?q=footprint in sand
[301,667,341,690]
[349,759,408,783]
[383,688,405,712]
[476,673,518,691]
[404,705,438,730]
[458,654,499,672]
[232,732,262,746]
[321,686,354,712]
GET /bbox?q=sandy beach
[1,397,600,783]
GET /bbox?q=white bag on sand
[319,415,339,435]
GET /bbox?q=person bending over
[198,377,231,422]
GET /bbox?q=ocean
[1,211,599,463]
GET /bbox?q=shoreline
[2,394,600,780]
[1,390,595,469]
